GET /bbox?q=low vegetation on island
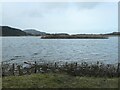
[41,34,108,39]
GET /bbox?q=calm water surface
[2,36,118,64]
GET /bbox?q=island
[41,34,108,39]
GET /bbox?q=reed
[2,61,119,78]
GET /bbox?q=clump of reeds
[2,61,120,78]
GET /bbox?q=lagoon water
[2,36,118,64]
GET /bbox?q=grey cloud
[22,3,67,18]
[23,2,101,18]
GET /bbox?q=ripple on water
[2,37,118,64]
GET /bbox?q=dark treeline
[2,61,120,78]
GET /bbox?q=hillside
[24,29,47,36]
[0,26,28,36]
[105,32,120,36]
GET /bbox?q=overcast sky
[1,2,118,34]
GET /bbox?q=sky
[1,2,118,34]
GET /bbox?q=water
[2,36,118,64]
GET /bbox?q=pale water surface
[2,36,118,64]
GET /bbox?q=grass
[2,73,119,88]
[2,61,119,88]
[0,78,2,89]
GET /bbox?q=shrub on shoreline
[2,61,120,78]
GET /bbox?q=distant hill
[24,29,47,36]
[1,26,119,37]
[105,32,120,35]
[0,26,28,36]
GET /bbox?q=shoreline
[2,61,119,78]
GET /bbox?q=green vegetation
[2,62,119,88]
[2,62,119,78]
[2,73,118,88]
[0,78,2,88]
[41,34,108,39]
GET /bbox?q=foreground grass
[2,73,119,88]
[0,78,2,89]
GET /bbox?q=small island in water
[41,33,109,39]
